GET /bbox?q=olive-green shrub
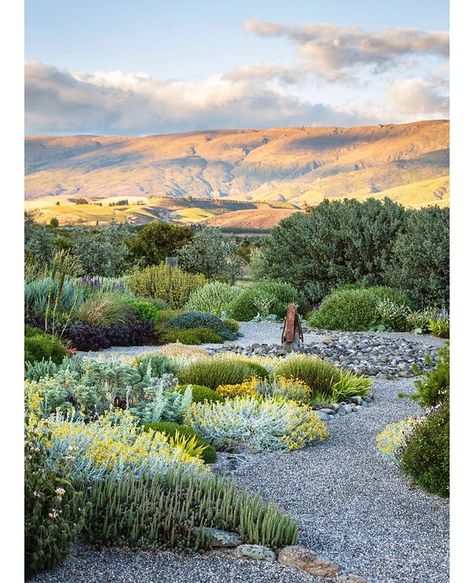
[177,358,269,390]
[186,282,242,315]
[400,403,449,497]
[25,331,68,365]
[127,264,206,309]
[276,354,371,402]
[162,327,223,345]
[411,343,449,408]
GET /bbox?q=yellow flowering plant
[376,418,419,462]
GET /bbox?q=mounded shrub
[399,403,449,497]
[229,281,305,321]
[25,422,86,577]
[123,297,161,322]
[276,354,371,402]
[174,384,224,404]
[64,321,156,351]
[127,264,206,309]
[185,396,328,452]
[143,421,217,464]
[177,358,269,390]
[25,331,68,364]
[167,311,239,341]
[186,282,242,315]
[84,469,297,550]
[308,286,411,331]
[162,327,224,345]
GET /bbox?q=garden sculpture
[281,303,304,352]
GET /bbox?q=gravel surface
[32,547,324,583]
[229,377,449,583]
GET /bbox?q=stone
[192,527,242,548]
[319,408,336,415]
[234,544,276,562]
[336,575,369,583]
[278,546,340,577]
[316,411,330,421]
[350,396,363,405]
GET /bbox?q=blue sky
[25,0,449,134]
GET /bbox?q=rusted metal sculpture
[281,303,304,353]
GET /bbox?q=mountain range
[25,119,449,228]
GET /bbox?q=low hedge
[175,384,224,404]
[177,358,269,390]
[162,327,223,345]
[25,331,68,364]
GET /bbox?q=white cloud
[243,20,449,81]
[388,78,449,116]
[25,61,370,134]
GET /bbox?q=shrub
[175,384,224,404]
[376,418,418,463]
[84,468,297,550]
[411,343,449,408]
[64,321,156,351]
[384,206,449,307]
[185,396,328,452]
[25,358,60,381]
[177,358,269,390]
[276,354,371,403]
[229,281,305,321]
[25,421,86,577]
[308,287,410,331]
[375,298,411,331]
[177,226,244,283]
[257,198,407,302]
[256,376,312,403]
[163,327,224,345]
[47,409,206,482]
[25,331,68,364]
[127,264,206,309]
[223,318,240,333]
[143,422,217,464]
[75,293,135,327]
[134,353,178,379]
[167,310,238,341]
[186,282,242,315]
[400,403,449,497]
[122,297,161,322]
[216,378,258,399]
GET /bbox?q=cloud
[243,20,449,81]
[25,61,370,135]
[388,78,449,116]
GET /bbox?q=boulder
[234,544,276,562]
[278,545,340,577]
[336,575,368,583]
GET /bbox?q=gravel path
[31,377,449,583]
[230,377,449,583]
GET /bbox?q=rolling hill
[25,120,449,227]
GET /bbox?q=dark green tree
[127,221,193,266]
[383,206,449,307]
[25,211,55,266]
[258,198,407,302]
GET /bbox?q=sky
[25,0,449,135]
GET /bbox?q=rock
[192,527,242,548]
[350,396,363,405]
[316,411,330,421]
[234,544,276,562]
[336,575,368,583]
[278,546,340,577]
[319,408,336,415]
